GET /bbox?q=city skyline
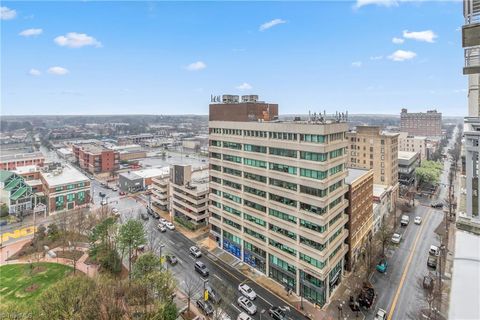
[2,1,465,116]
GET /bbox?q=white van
[400,215,410,226]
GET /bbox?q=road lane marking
[231,303,242,313]
[258,294,273,307]
[213,274,223,282]
[387,209,432,320]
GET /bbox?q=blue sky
[1,1,465,116]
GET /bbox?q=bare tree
[376,222,393,257]
[210,276,237,320]
[182,277,203,313]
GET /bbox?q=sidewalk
[199,236,365,320]
[150,205,209,240]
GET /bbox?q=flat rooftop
[0,152,44,163]
[373,184,389,197]
[41,164,89,187]
[76,143,109,154]
[398,151,419,161]
[345,168,371,185]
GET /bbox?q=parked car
[376,259,388,273]
[429,245,440,256]
[423,276,434,291]
[237,296,257,315]
[157,224,166,232]
[190,246,202,258]
[237,313,253,320]
[238,283,256,300]
[431,202,444,209]
[400,215,410,226]
[194,261,209,277]
[152,214,160,220]
[165,222,175,230]
[159,218,167,224]
[119,191,126,196]
[391,233,402,244]
[196,299,214,316]
[140,213,149,220]
[374,308,387,320]
[414,216,422,225]
[111,187,118,192]
[166,255,178,265]
[427,256,438,269]
[101,199,107,206]
[268,306,286,320]
[206,285,222,304]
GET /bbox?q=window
[329,148,344,159]
[300,134,326,143]
[244,185,267,198]
[67,184,75,190]
[329,164,343,176]
[269,223,297,240]
[223,205,241,216]
[300,252,325,269]
[210,188,221,196]
[223,179,241,190]
[211,176,222,184]
[329,244,343,260]
[244,172,267,183]
[329,196,343,209]
[300,168,327,180]
[269,239,297,256]
[244,227,266,242]
[244,144,267,153]
[224,217,242,230]
[328,227,343,242]
[210,140,221,147]
[55,186,63,192]
[269,147,297,158]
[223,141,242,150]
[269,254,297,274]
[300,236,326,252]
[269,208,297,224]
[244,213,266,227]
[211,164,221,171]
[269,193,297,207]
[77,191,85,203]
[223,154,242,163]
[329,132,344,142]
[244,158,267,168]
[211,152,222,159]
[269,163,297,175]
[269,178,297,191]
[329,180,342,193]
[244,199,266,212]
[223,192,242,204]
[269,132,297,141]
[300,151,327,162]
[300,202,327,215]
[300,185,327,198]
[224,230,242,244]
[211,200,221,208]
[300,219,327,233]
[223,167,242,177]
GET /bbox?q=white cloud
[351,61,363,68]
[236,82,253,91]
[388,50,417,61]
[370,55,383,60]
[259,19,286,31]
[402,30,437,43]
[54,32,102,48]
[185,61,206,71]
[1,6,16,20]
[47,66,69,75]
[392,37,404,44]
[19,28,43,37]
[355,0,398,9]
[28,69,41,76]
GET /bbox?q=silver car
[237,296,257,315]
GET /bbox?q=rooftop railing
[464,0,480,24]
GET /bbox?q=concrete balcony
[464,46,480,75]
[172,202,209,222]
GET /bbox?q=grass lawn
[0,262,73,311]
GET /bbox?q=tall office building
[346,126,399,213]
[400,108,442,137]
[208,96,349,307]
[460,0,480,226]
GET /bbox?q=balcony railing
[466,46,480,68]
[464,0,480,24]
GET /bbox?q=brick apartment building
[209,94,278,122]
[0,152,45,170]
[72,143,119,174]
[400,108,442,137]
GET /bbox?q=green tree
[157,301,177,320]
[118,219,146,280]
[132,252,161,279]
[0,204,9,218]
[39,275,100,320]
[415,160,443,187]
[48,223,60,241]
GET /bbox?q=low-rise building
[170,164,209,230]
[73,143,119,174]
[345,168,374,271]
[119,167,170,193]
[398,132,428,161]
[398,151,420,187]
[0,171,34,215]
[40,163,91,213]
[0,152,45,171]
[372,184,392,233]
[151,170,171,210]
